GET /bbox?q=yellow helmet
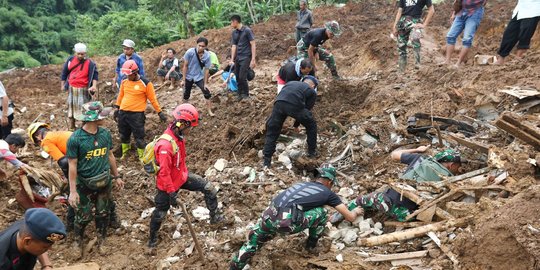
[27,122,50,145]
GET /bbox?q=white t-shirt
[0,81,13,117]
[513,0,540,20]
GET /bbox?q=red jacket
[155,127,187,193]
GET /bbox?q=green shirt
[66,127,113,181]
[209,51,220,69]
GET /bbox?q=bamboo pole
[180,202,205,262]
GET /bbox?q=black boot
[73,224,85,258]
[95,217,109,254]
[305,237,318,251]
[148,215,163,248]
[66,206,75,232]
[148,229,159,248]
[109,201,120,229]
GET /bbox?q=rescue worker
[148,104,223,248]
[0,134,27,179]
[0,208,66,270]
[276,58,314,93]
[60,43,98,130]
[331,146,463,223]
[113,39,145,92]
[262,76,319,168]
[67,101,124,256]
[229,164,364,270]
[114,60,167,160]
[297,21,342,79]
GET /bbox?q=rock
[156,260,171,270]
[184,243,195,256]
[341,228,359,245]
[337,221,352,229]
[276,143,286,152]
[365,218,374,226]
[258,150,263,159]
[214,159,228,172]
[234,216,242,223]
[287,139,303,150]
[327,228,342,240]
[288,149,302,160]
[140,207,155,220]
[172,230,181,240]
[335,242,345,250]
[359,221,372,232]
[192,206,210,221]
[205,167,218,177]
[373,228,383,235]
[121,220,130,228]
[360,133,377,148]
[241,167,252,176]
[336,254,344,263]
[338,187,354,199]
[428,248,441,258]
[278,153,292,169]
[352,215,364,226]
[164,256,180,264]
[374,222,383,230]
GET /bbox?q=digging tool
[179,202,205,262]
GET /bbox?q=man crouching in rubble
[229,164,364,270]
[332,145,463,223]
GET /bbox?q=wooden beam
[496,114,540,150]
[434,167,492,188]
[445,133,490,154]
[384,221,429,228]
[406,190,460,221]
[364,250,428,262]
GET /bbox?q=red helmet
[121,60,139,75]
[172,104,199,127]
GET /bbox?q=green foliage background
[0,0,350,71]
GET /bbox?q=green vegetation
[0,0,351,71]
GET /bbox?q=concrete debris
[359,221,372,233]
[205,167,218,177]
[374,222,383,230]
[335,242,345,250]
[360,133,378,148]
[287,149,302,160]
[214,159,229,172]
[337,187,354,199]
[258,150,263,158]
[527,224,540,234]
[172,230,181,240]
[140,207,155,220]
[241,167,252,176]
[328,228,342,240]
[185,242,195,256]
[164,256,180,264]
[192,206,210,221]
[276,143,286,152]
[121,220,130,228]
[342,228,359,245]
[277,153,292,169]
[336,254,344,263]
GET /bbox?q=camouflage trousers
[348,190,411,222]
[74,181,112,230]
[230,204,328,270]
[397,16,423,65]
[296,40,338,77]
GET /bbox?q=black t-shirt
[302,28,328,48]
[272,182,342,211]
[276,81,317,110]
[0,221,38,270]
[399,0,432,18]
[231,26,255,60]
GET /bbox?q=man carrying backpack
[182,37,214,117]
[147,103,224,248]
[60,43,98,130]
[331,145,463,223]
[114,60,167,161]
[157,48,182,90]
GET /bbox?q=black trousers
[0,114,13,139]
[184,79,211,100]
[263,101,317,160]
[498,16,540,57]
[234,58,251,98]
[150,173,218,233]
[117,111,146,149]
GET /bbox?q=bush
[0,50,41,70]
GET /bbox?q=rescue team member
[114,60,167,160]
[67,102,124,256]
[262,76,319,168]
[276,58,314,93]
[297,21,342,79]
[113,39,145,92]
[148,104,223,248]
[182,37,215,117]
[0,208,66,270]
[229,164,364,270]
[0,134,27,180]
[60,43,99,130]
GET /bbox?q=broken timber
[391,183,454,221]
[434,167,491,188]
[445,133,490,154]
[364,250,428,262]
[358,217,470,247]
[495,113,540,150]
[405,190,461,221]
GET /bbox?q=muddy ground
[1,1,540,269]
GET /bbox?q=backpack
[400,157,453,182]
[142,134,178,175]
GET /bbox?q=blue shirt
[115,53,145,87]
[183,48,211,82]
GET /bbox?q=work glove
[113,110,119,123]
[169,192,178,208]
[158,112,167,122]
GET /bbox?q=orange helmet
[121,60,139,75]
[172,104,199,127]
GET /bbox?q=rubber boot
[120,143,131,160]
[109,201,120,229]
[305,237,319,253]
[331,69,342,80]
[137,148,145,161]
[73,224,85,258]
[95,217,108,255]
[148,229,159,248]
[413,48,421,69]
[66,206,75,232]
[398,56,407,73]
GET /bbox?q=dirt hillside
[0,1,539,269]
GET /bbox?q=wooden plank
[496,116,540,150]
[417,205,436,222]
[384,221,429,228]
[427,232,460,266]
[364,250,428,262]
[434,167,492,188]
[406,190,460,221]
[445,133,490,154]
[501,113,540,141]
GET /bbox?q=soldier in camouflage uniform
[392,0,435,72]
[229,164,363,270]
[67,101,124,256]
[331,146,463,223]
[297,21,342,79]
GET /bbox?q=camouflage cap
[315,163,339,187]
[325,21,342,36]
[75,101,113,122]
[434,149,462,163]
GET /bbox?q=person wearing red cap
[114,60,167,161]
[148,103,224,248]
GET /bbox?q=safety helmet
[172,104,200,127]
[121,60,139,75]
[27,122,50,145]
